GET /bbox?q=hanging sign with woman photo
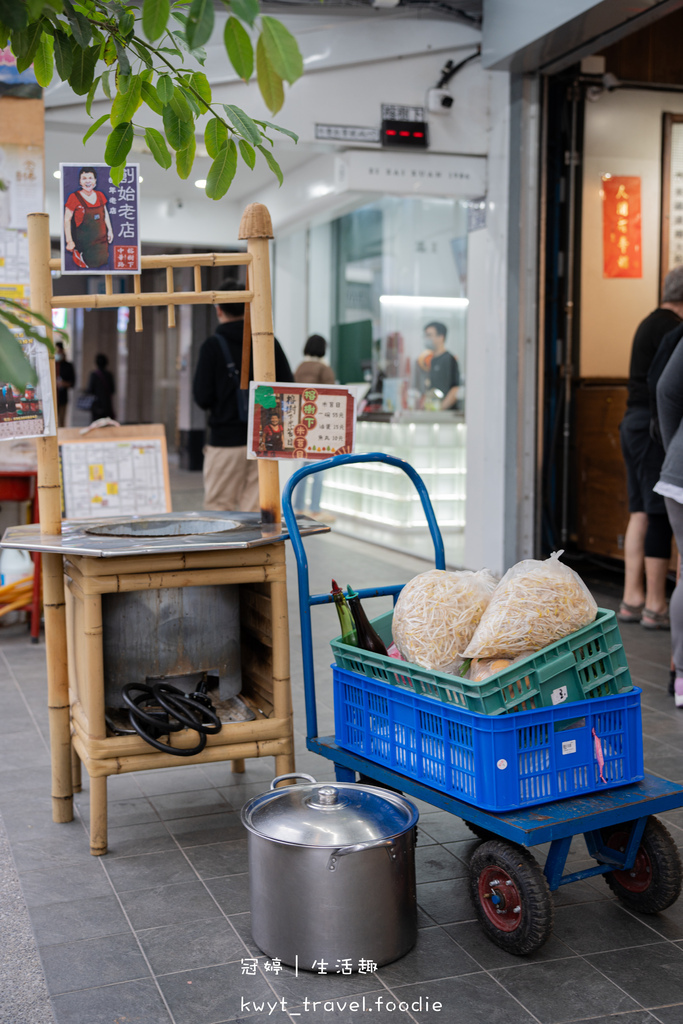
[59,163,140,275]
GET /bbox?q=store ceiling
[260,0,481,25]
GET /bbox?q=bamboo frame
[28,203,295,854]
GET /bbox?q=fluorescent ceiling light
[194,179,207,188]
[53,170,61,179]
[379,295,469,309]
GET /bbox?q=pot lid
[241,781,418,847]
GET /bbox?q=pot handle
[270,772,317,790]
[327,838,397,871]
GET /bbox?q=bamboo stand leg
[71,742,82,793]
[28,214,73,822]
[270,577,295,776]
[90,776,107,856]
[232,759,245,774]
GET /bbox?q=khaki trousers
[203,445,259,512]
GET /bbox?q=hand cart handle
[281,451,445,741]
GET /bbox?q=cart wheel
[601,816,682,914]
[469,840,554,955]
[464,821,499,842]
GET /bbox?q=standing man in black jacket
[193,283,294,512]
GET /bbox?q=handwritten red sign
[602,175,642,278]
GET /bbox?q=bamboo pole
[48,252,253,271]
[72,733,291,777]
[166,266,176,328]
[27,213,73,823]
[53,289,255,311]
[90,776,107,855]
[71,562,286,595]
[69,544,281,577]
[104,275,113,296]
[238,204,280,524]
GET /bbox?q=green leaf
[256,35,283,115]
[257,143,283,186]
[118,73,131,94]
[162,103,194,150]
[114,37,131,77]
[145,126,172,169]
[63,0,91,47]
[103,35,116,65]
[238,138,255,169]
[85,75,100,116]
[130,40,154,69]
[111,75,142,126]
[13,18,44,67]
[228,0,259,28]
[68,44,99,96]
[254,118,299,144]
[142,0,170,41]
[53,30,73,80]
[260,16,303,85]
[26,0,45,20]
[178,83,200,116]
[254,384,276,409]
[104,122,134,167]
[206,140,237,200]
[0,25,9,49]
[101,69,113,99]
[141,80,163,114]
[83,112,110,144]
[157,74,173,104]
[204,116,227,159]
[110,163,125,186]
[222,103,261,145]
[0,324,37,392]
[0,296,57,340]
[189,71,211,111]
[169,85,193,122]
[224,16,252,81]
[185,0,213,49]
[0,307,54,350]
[33,31,54,87]
[0,0,28,30]
[171,30,206,65]
[118,8,135,38]
[176,134,196,179]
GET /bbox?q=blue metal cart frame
[283,452,683,952]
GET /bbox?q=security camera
[427,88,453,114]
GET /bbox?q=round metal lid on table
[241,781,418,847]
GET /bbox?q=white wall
[580,88,683,378]
[273,230,308,373]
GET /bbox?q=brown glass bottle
[345,585,388,655]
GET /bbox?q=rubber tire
[464,821,499,842]
[469,840,554,955]
[601,816,682,914]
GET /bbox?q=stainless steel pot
[241,773,419,971]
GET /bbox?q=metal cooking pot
[241,773,419,971]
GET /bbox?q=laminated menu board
[246,382,356,461]
[58,424,171,519]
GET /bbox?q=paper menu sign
[247,382,356,461]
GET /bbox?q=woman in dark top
[88,353,116,422]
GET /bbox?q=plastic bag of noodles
[462,551,597,660]
[392,568,498,675]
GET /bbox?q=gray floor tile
[378,926,479,986]
[653,1005,683,1024]
[444,920,576,970]
[104,849,197,892]
[573,1015,662,1024]
[418,813,481,845]
[138,917,246,975]
[553,900,665,954]
[416,877,475,924]
[492,956,640,1023]
[31,894,131,947]
[549,878,611,907]
[118,880,224,931]
[228,912,264,959]
[264,963,383,1003]
[75,795,158,827]
[286,991,415,1023]
[167,811,246,847]
[390,973,537,1024]
[38,932,149,994]
[184,840,250,879]
[157,961,274,1024]
[149,788,231,821]
[104,821,178,859]
[205,872,252,915]
[216,782,274,810]
[415,844,468,882]
[622,902,683,941]
[9,831,95,872]
[201,760,276,786]
[19,861,112,908]
[584,943,683,1007]
[51,978,172,1024]
[135,765,215,797]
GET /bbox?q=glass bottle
[331,579,358,647]
[346,585,388,655]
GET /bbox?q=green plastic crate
[330,607,633,715]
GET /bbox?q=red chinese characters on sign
[602,175,642,278]
[113,245,139,271]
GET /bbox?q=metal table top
[1,511,329,558]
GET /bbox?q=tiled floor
[1,507,683,1023]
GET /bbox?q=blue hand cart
[282,453,683,955]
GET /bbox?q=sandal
[617,601,644,623]
[640,608,670,631]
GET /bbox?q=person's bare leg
[644,556,669,616]
[622,511,647,607]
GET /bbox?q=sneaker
[675,678,683,708]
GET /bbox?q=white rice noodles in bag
[392,568,497,674]
[463,551,597,659]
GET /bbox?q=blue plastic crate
[333,665,644,812]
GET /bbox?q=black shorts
[619,406,667,516]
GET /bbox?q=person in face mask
[421,321,460,410]
[54,341,75,428]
